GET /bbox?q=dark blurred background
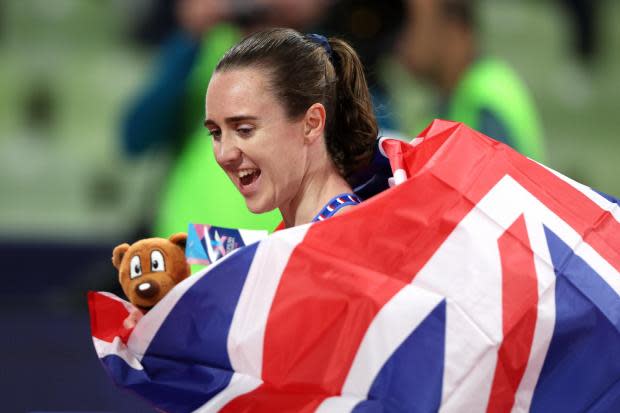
[1,0,618,411]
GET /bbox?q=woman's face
[205,67,309,214]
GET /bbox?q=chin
[245,198,275,215]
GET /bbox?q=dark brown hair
[214,28,378,181]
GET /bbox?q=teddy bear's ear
[112,243,130,270]
[168,232,188,250]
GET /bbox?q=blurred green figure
[150,24,283,238]
[124,22,281,239]
[398,0,545,161]
[123,2,275,241]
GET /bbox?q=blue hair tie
[306,33,334,62]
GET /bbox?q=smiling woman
[204,28,378,228]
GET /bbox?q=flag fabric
[89,120,620,413]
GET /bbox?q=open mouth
[238,169,261,187]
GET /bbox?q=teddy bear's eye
[151,250,166,273]
[130,255,142,279]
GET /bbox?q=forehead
[206,67,279,121]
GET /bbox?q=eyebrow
[204,115,259,127]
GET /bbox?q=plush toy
[112,233,190,310]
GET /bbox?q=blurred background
[1,0,618,411]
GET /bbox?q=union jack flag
[89,120,620,412]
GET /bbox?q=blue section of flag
[100,355,167,410]
[137,243,258,412]
[585,380,620,413]
[102,354,230,413]
[353,300,445,413]
[530,228,620,412]
[350,400,384,412]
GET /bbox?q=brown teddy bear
[112,233,190,310]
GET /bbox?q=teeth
[238,169,257,178]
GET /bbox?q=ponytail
[327,38,378,179]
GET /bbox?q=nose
[135,280,160,299]
[214,135,242,167]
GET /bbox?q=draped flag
[89,120,620,413]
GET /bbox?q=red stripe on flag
[88,292,134,344]
[398,121,620,273]
[221,169,479,409]
[221,123,499,411]
[221,385,324,413]
[487,215,538,412]
[220,243,408,412]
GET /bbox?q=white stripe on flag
[227,224,310,378]
[128,248,242,359]
[491,177,620,410]
[341,284,444,397]
[500,175,620,297]
[414,175,523,412]
[427,175,619,412]
[238,229,269,246]
[315,395,362,413]
[93,336,143,371]
[511,215,557,413]
[194,373,262,413]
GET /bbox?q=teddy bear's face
[112,235,190,309]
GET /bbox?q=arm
[120,31,201,156]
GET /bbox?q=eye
[130,255,142,279]
[208,129,222,141]
[237,125,254,137]
[151,250,166,272]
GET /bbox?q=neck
[279,161,352,228]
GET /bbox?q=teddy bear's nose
[135,281,160,299]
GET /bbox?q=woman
[204,28,378,228]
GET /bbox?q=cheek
[155,275,176,293]
[269,147,307,198]
[120,273,131,291]
[267,132,305,174]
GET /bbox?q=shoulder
[454,58,533,108]
[449,58,545,160]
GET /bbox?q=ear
[168,232,188,250]
[112,243,130,270]
[303,103,326,145]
